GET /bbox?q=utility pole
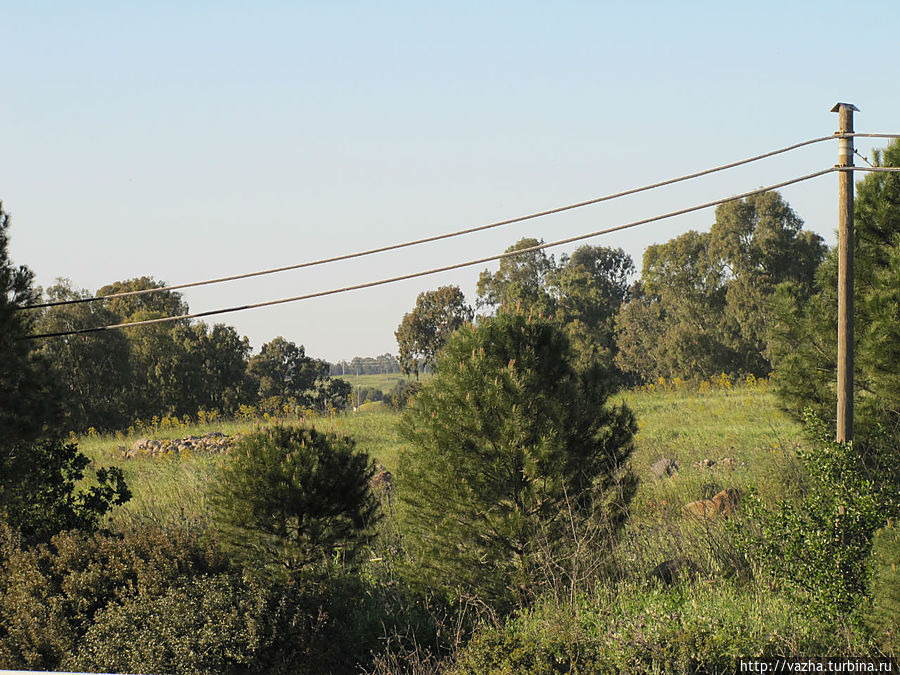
[832,102,858,443]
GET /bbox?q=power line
[22,168,836,341]
[20,135,837,311]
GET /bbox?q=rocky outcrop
[120,432,244,458]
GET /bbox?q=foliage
[0,439,130,546]
[737,413,899,613]
[866,520,900,655]
[212,426,380,570]
[389,379,421,410]
[397,312,636,611]
[476,238,557,317]
[450,580,869,674]
[395,285,473,378]
[0,207,128,547]
[0,521,228,670]
[32,280,133,431]
[70,572,344,675]
[616,192,824,382]
[770,140,900,448]
[313,376,353,412]
[552,245,634,374]
[248,336,329,402]
[352,385,384,408]
[0,203,56,445]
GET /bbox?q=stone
[651,557,700,585]
[650,458,679,478]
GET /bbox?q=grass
[81,407,405,529]
[81,381,804,539]
[333,372,419,395]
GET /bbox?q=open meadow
[79,378,803,534]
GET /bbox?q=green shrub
[398,313,636,612]
[867,520,900,656]
[69,572,349,675]
[389,379,421,409]
[450,580,868,674]
[212,425,380,571]
[737,412,899,612]
[0,438,130,546]
[0,521,227,671]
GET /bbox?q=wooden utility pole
[832,102,858,443]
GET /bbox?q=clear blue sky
[2,1,897,362]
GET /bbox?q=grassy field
[332,371,418,395]
[81,380,805,535]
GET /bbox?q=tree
[247,337,329,404]
[476,237,556,317]
[33,280,133,431]
[0,203,56,442]
[616,230,734,380]
[770,141,900,448]
[395,285,473,377]
[397,312,636,610]
[710,191,825,372]
[551,245,634,372]
[615,192,825,383]
[98,276,189,324]
[156,322,255,416]
[212,426,380,570]
[0,204,130,545]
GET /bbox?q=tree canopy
[394,285,473,377]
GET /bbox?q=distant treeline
[328,354,402,376]
[29,278,351,432]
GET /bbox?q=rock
[651,557,701,585]
[650,458,679,478]
[682,488,741,521]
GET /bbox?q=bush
[70,572,348,674]
[0,521,228,671]
[450,580,869,674]
[737,413,899,613]
[212,426,380,571]
[867,520,900,656]
[397,313,636,612]
[389,379,421,409]
[0,438,130,546]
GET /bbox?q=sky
[2,1,897,362]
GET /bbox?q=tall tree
[476,237,556,317]
[616,230,734,380]
[0,203,55,441]
[616,192,825,382]
[248,337,329,403]
[33,280,133,431]
[0,204,129,545]
[710,191,825,372]
[395,285,473,377]
[551,245,634,372]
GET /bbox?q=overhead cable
[22,168,836,340]
[20,135,836,311]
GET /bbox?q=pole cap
[831,102,860,113]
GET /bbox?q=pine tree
[397,312,636,610]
